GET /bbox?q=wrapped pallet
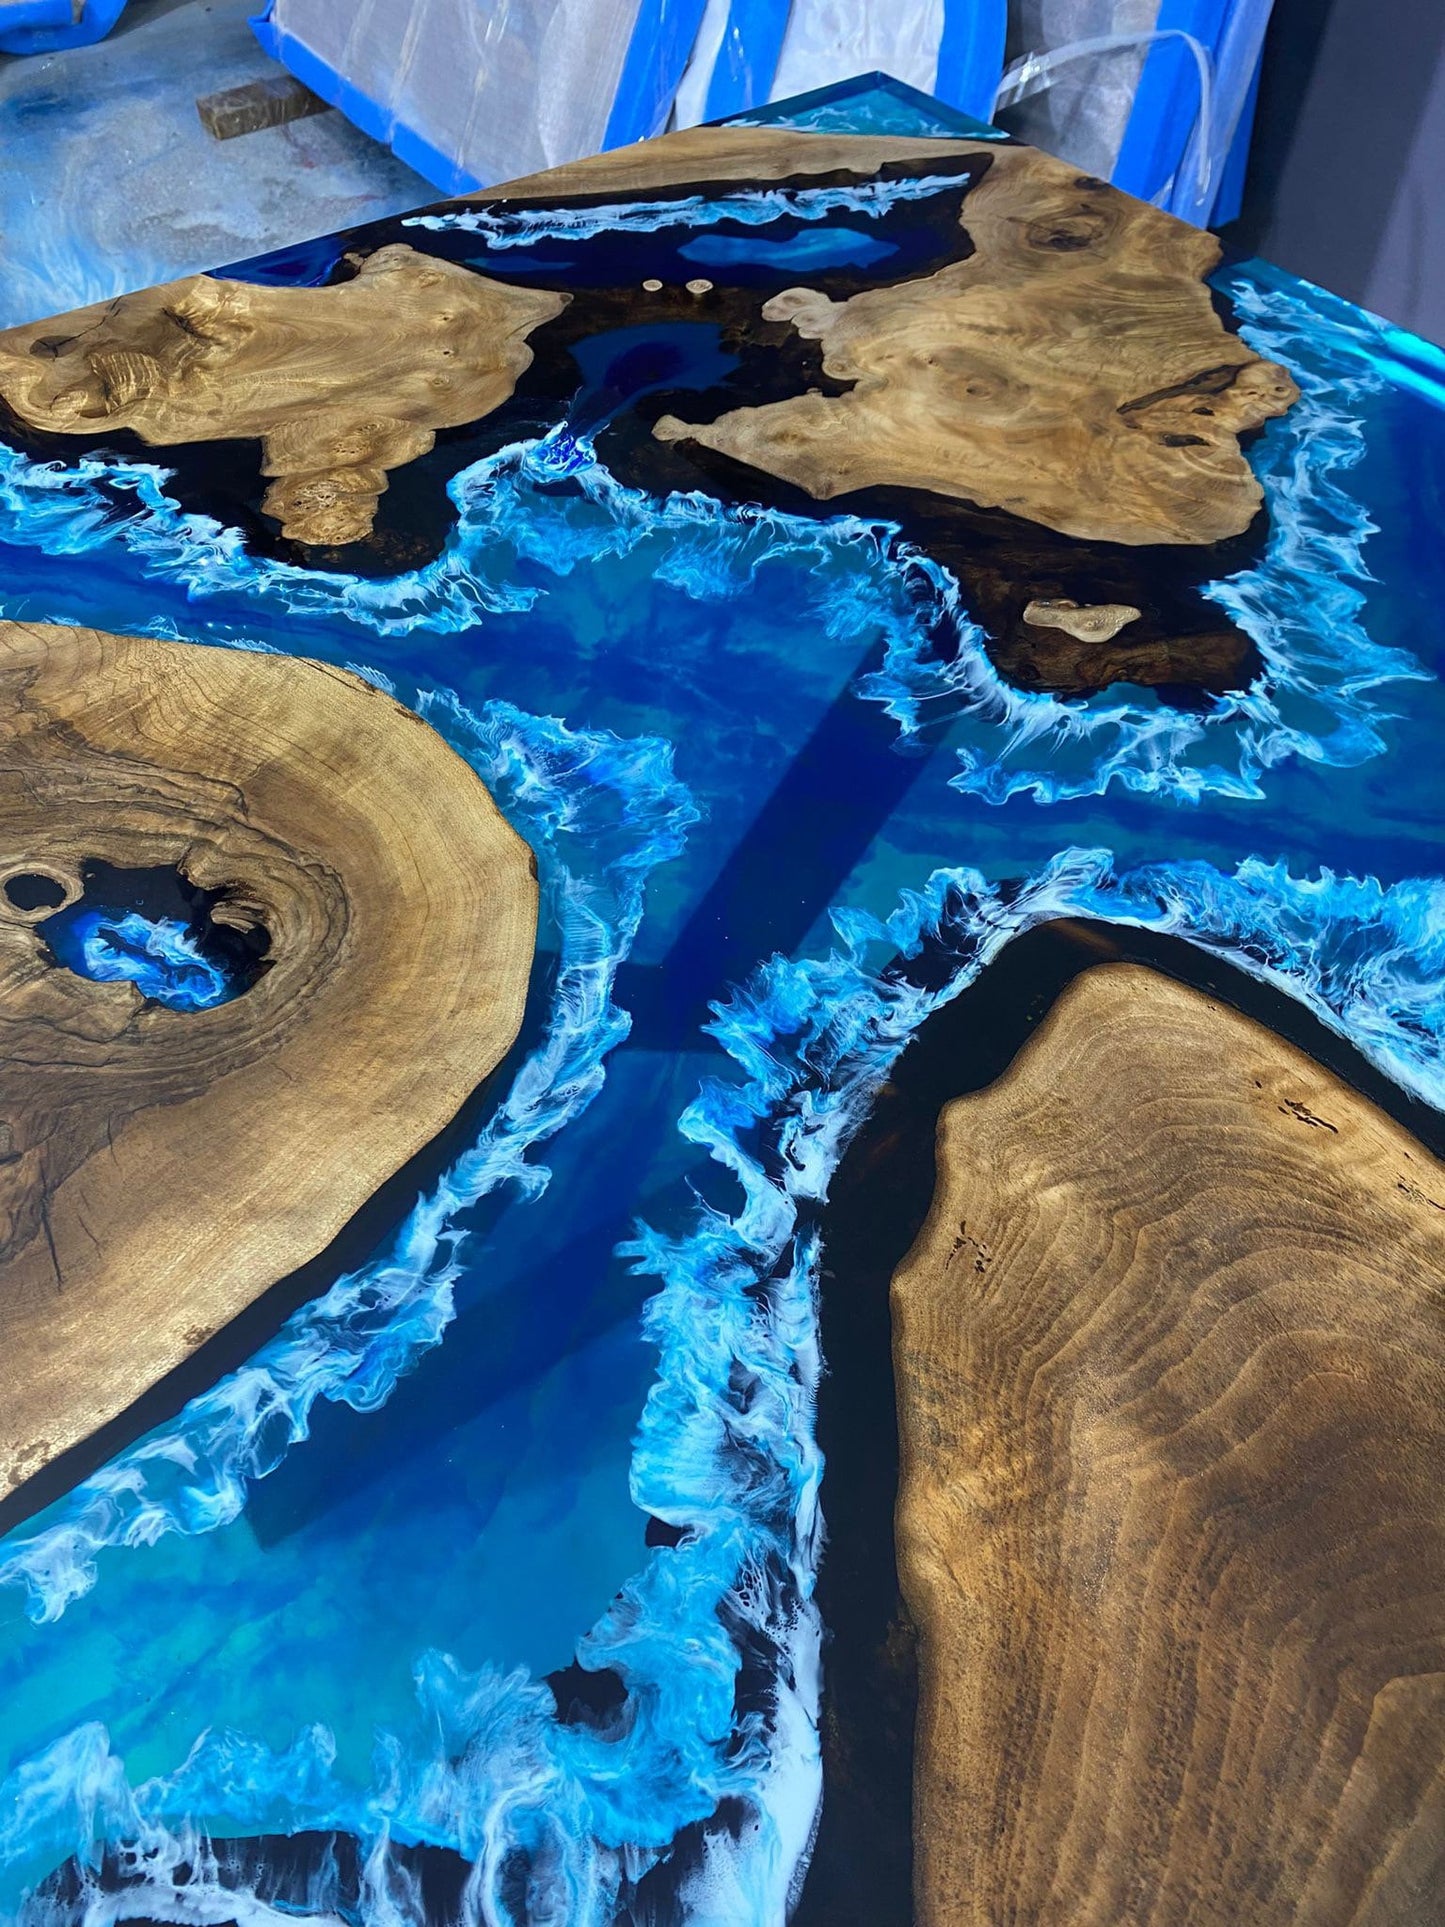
[251,0,1273,224]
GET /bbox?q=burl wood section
[657,140,1298,546]
[0,246,565,544]
[0,620,536,1503]
[487,122,988,200]
[1022,596,1141,643]
[893,965,1445,1927]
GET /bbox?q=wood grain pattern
[656,141,1298,546]
[986,596,1257,695]
[893,964,1445,1926]
[493,122,1287,693]
[478,123,988,203]
[0,620,536,1504]
[1022,596,1141,641]
[0,246,565,545]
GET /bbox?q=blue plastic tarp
[246,0,1270,228]
[0,0,128,56]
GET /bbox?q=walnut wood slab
[656,139,1297,546]
[483,122,989,201]
[0,246,565,545]
[0,620,536,1504]
[893,963,1445,1927]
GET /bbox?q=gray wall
[1231,0,1445,347]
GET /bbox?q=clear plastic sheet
[255,0,1272,222]
[675,0,948,130]
[258,0,649,188]
[997,23,1217,207]
[770,0,946,104]
[688,2,1271,224]
[996,0,1162,179]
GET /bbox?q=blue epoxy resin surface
[0,74,1442,1927]
[44,909,236,1011]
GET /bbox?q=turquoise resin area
[0,74,1443,1927]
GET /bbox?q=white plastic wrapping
[259,0,1273,225]
[678,1,1271,223]
[999,0,1161,179]
[262,0,645,186]
[676,0,947,130]
[770,0,946,104]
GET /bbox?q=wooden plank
[0,620,536,1505]
[196,76,330,143]
[894,963,1445,1926]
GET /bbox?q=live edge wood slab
[0,620,536,1505]
[0,247,564,546]
[893,964,1445,1927]
[654,136,1297,547]
[0,123,1294,702]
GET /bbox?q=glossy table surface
[0,72,1442,1927]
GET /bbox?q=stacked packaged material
[246,0,1268,226]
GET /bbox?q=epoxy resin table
[0,75,1441,1927]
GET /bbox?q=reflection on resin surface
[0,76,1442,1927]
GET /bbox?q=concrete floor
[0,0,434,329]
